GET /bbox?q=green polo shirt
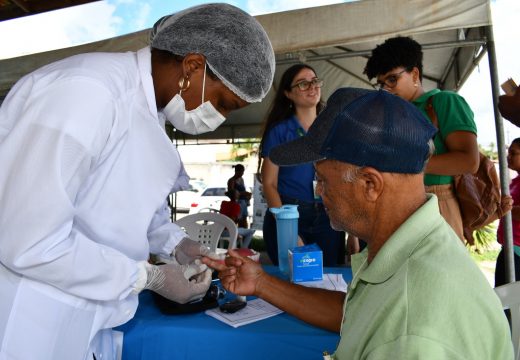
[333,195,512,360]
[413,89,477,186]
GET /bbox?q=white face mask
[162,62,226,135]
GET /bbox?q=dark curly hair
[364,36,423,81]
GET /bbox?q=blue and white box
[288,243,323,282]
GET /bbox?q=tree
[467,222,497,254]
[230,139,259,162]
[479,142,497,160]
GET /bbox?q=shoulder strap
[425,96,439,129]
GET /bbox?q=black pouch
[152,283,223,315]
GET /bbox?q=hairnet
[150,3,275,103]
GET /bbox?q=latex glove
[144,262,212,304]
[174,237,217,265]
[153,254,180,265]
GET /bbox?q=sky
[0,0,519,148]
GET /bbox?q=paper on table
[205,298,283,328]
[297,273,348,292]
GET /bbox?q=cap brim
[268,136,324,166]
[269,87,374,167]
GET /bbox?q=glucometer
[219,299,247,314]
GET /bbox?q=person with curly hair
[364,36,479,243]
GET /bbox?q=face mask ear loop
[202,61,207,104]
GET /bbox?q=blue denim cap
[269,88,437,174]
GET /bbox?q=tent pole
[486,25,515,284]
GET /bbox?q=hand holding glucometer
[501,78,518,96]
[499,78,520,127]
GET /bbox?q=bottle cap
[269,204,299,219]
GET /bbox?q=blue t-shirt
[261,116,316,202]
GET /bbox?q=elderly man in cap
[204,88,512,359]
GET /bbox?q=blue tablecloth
[116,266,352,360]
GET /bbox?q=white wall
[177,144,259,190]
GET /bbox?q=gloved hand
[144,261,212,304]
[174,237,217,265]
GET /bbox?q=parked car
[189,186,228,214]
[170,180,206,214]
[189,186,255,223]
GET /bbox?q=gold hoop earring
[178,76,190,92]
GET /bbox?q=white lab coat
[0,47,189,360]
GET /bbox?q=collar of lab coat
[137,47,163,127]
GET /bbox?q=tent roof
[0,0,100,22]
[0,0,492,141]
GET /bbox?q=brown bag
[426,97,502,245]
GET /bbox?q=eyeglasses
[372,69,407,89]
[291,78,324,91]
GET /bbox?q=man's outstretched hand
[202,249,265,296]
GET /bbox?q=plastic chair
[197,207,254,248]
[196,207,221,214]
[495,281,520,360]
[175,212,238,252]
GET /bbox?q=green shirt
[333,195,512,360]
[413,89,477,186]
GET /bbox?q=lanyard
[295,125,321,200]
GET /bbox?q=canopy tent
[0,0,100,21]
[0,0,515,282]
[0,0,492,141]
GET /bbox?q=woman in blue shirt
[258,64,345,266]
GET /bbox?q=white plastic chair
[196,207,253,248]
[175,212,238,252]
[495,281,520,360]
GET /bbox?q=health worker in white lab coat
[0,4,275,360]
